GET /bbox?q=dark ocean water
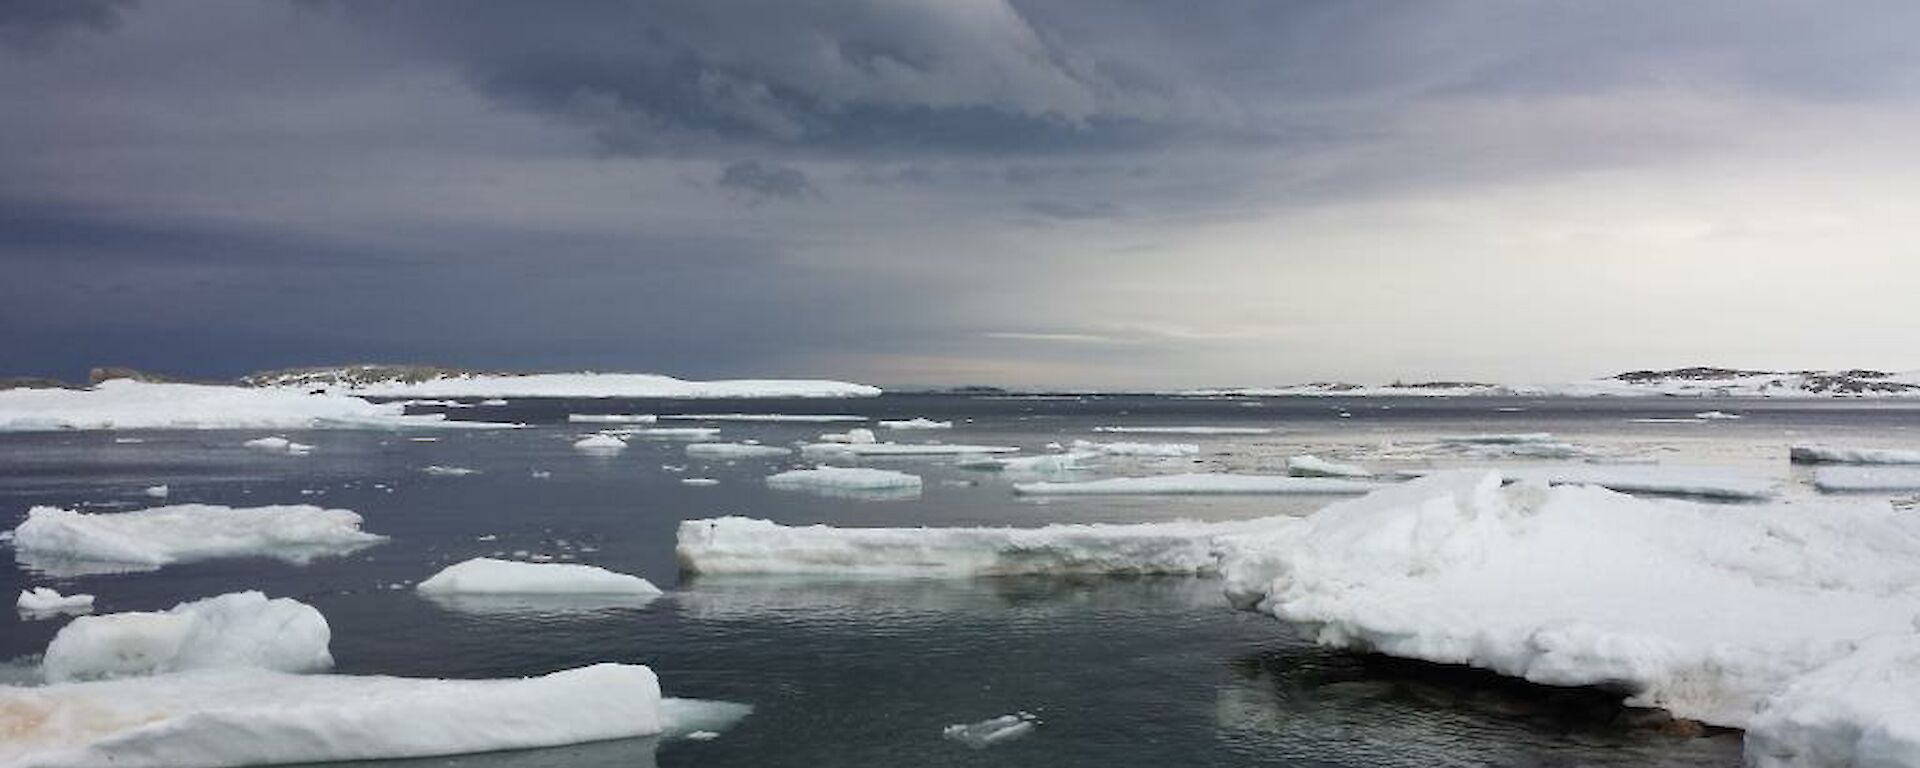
[9,394,1920,766]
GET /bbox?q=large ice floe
[417,558,662,598]
[42,592,332,683]
[764,467,923,499]
[287,371,881,399]
[1790,444,1920,465]
[1013,473,1381,497]
[9,504,386,575]
[0,380,499,432]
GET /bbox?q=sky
[4,0,1920,389]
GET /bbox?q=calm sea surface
[10,394,1920,766]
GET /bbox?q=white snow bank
[0,380,477,433]
[17,588,94,616]
[1071,439,1199,457]
[661,413,865,423]
[417,558,662,598]
[1286,455,1372,479]
[301,371,881,399]
[675,515,1293,577]
[1013,473,1380,497]
[686,442,792,459]
[1812,466,1920,493]
[879,418,952,430]
[943,712,1039,748]
[1220,471,1920,729]
[572,434,627,453]
[766,467,923,496]
[1093,426,1274,435]
[10,504,385,574]
[801,442,1020,457]
[0,663,683,768]
[242,436,313,455]
[817,428,877,444]
[566,414,656,424]
[1499,465,1776,500]
[42,591,331,683]
[1746,635,1920,768]
[1791,445,1920,465]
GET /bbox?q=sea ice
[801,442,1020,457]
[242,436,314,455]
[682,478,720,487]
[1696,411,1743,420]
[1790,445,1920,465]
[302,370,880,399]
[0,380,470,433]
[957,451,1099,475]
[142,485,169,498]
[572,433,627,453]
[566,414,657,424]
[42,591,331,682]
[17,588,94,616]
[1497,465,1777,500]
[1745,635,1920,768]
[816,428,877,444]
[1093,426,1274,435]
[420,465,479,477]
[1440,433,1557,445]
[614,427,724,440]
[943,712,1039,748]
[10,504,386,574]
[661,413,866,423]
[765,467,923,498]
[1811,466,1920,493]
[416,558,662,598]
[879,418,953,430]
[686,442,793,459]
[1070,439,1199,457]
[1286,455,1372,479]
[1012,473,1381,496]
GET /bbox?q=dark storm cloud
[715,160,820,204]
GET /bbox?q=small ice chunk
[17,587,94,617]
[572,433,628,453]
[682,478,720,487]
[421,465,479,477]
[417,558,662,597]
[943,712,1039,748]
[802,442,1019,457]
[661,413,865,423]
[686,442,792,459]
[142,485,169,498]
[478,398,508,406]
[42,591,331,682]
[243,436,314,455]
[879,417,953,430]
[817,427,878,444]
[1286,455,1372,478]
[1695,411,1742,420]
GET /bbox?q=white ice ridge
[1013,473,1381,497]
[686,442,792,459]
[566,413,657,424]
[243,436,313,455]
[294,371,882,399]
[0,664,701,768]
[1219,472,1920,731]
[1811,466,1920,493]
[878,417,953,430]
[801,442,1020,457]
[1745,635,1920,768]
[1093,426,1274,435]
[1496,465,1777,501]
[674,515,1291,577]
[572,433,627,453]
[1286,455,1372,478]
[660,413,866,423]
[0,380,490,433]
[42,592,332,683]
[417,558,663,598]
[943,712,1040,749]
[1790,444,1920,465]
[1071,439,1199,457]
[10,504,386,573]
[17,588,94,616]
[766,467,923,494]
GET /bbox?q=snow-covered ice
[0,380,478,432]
[17,588,94,617]
[1286,455,1372,479]
[566,413,657,424]
[661,413,866,423]
[943,712,1039,749]
[686,442,792,459]
[1013,473,1381,497]
[1497,465,1777,500]
[242,436,314,455]
[1219,471,1920,730]
[1070,439,1199,457]
[1440,433,1557,445]
[0,663,702,768]
[1811,466,1920,493]
[572,433,627,453]
[1745,635,1920,768]
[765,467,923,498]
[682,478,720,487]
[416,558,662,598]
[1790,444,1920,465]
[10,504,386,575]
[1093,426,1274,435]
[816,428,877,444]
[142,485,169,498]
[42,591,331,682]
[957,451,1098,476]
[879,418,952,430]
[297,370,881,399]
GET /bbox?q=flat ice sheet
[1013,473,1381,496]
[10,504,386,575]
[0,381,474,432]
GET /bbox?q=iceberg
[1811,466,1920,493]
[1745,635,1920,768]
[417,558,662,598]
[566,414,657,424]
[10,504,386,575]
[686,442,792,459]
[1286,455,1372,479]
[1219,472,1920,730]
[572,433,627,454]
[1093,426,1274,435]
[0,664,684,768]
[879,418,953,430]
[765,467,923,498]
[17,588,94,617]
[943,712,1039,748]
[660,413,866,423]
[286,370,881,399]
[1071,439,1199,457]
[675,515,1292,577]
[242,436,313,455]
[1013,473,1381,497]
[0,380,480,433]
[42,591,331,682]
[1790,444,1920,465]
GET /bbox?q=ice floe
[0,380,482,433]
[661,413,866,423]
[802,441,1020,458]
[1745,635,1920,768]
[943,712,1039,748]
[1013,473,1381,497]
[1695,411,1742,420]
[571,433,627,454]
[417,557,662,598]
[242,436,313,455]
[957,451,1098,476]
[879,418,952,430]
[566,413,657,424]
[1790,444,1920,465]
[1497,465,1777,500]
[612,427,724,440]
[1070,439,1199,457]
[682,478,720,487]
[1219,472,1920,731]
[686,442,792,459]
[1286,455,1372,479]
[42,591,331,682]
[1811,466,1920,493]
[1093,426,1274,435]
[420,465,479,477]
[142,485,169,498]
[296,370,881,399]
[10,504,386,575]
[1439,433,1557,445]
[765,467,923,498]
[17,588,94,617]
[816,428,877,444]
